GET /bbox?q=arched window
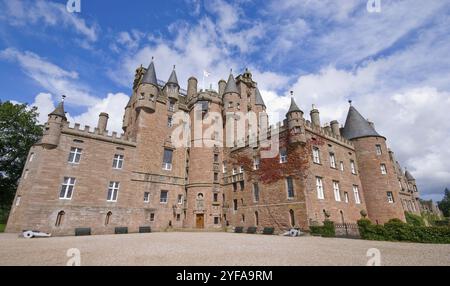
[55,211,65,227]
[254,211,259,226]
[105,211,112,226]
[241,214,245,223]
[289,209,295,227]
[340,210,345,224]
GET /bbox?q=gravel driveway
[0,232,448,266]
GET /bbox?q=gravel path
[0,232,448,266]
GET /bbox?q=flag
[203,70,211,77]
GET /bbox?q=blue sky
[0,0,449,202]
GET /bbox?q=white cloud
[30,92,128,134]
[0,0,98,42]
[0,48,99,107]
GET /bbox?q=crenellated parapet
[62,121,136,147]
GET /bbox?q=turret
[41,96,67,149]
[97,112,109,134]
[164,66,179,102]
[222,71,240,113]
[310,105,321,128]
[135,59,158,113]
[342,102,405,223]
[286,92,306,144]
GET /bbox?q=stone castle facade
[6,61,422,235]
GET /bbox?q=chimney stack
[330,120,340,136]
[218,79,226,97]
[187,77,198,99]
[310,105,321,127]
[97,112,109,134]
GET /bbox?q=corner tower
[41,97,67,149]
[342,103,405,223]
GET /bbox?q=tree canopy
[437,188,450,218]
[0,101,43,220]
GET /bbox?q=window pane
[163,149,173,164]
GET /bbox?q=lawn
[0,224,5,233]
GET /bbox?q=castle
[5,60,422,236]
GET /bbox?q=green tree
[0,101,43,221]
[437,188,450,217]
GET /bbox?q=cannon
[22,230,52,239]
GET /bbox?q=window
[232,168,237,175]
[59,177,76,200]
[239,166,244,173]
[150,213,155,222]
[329,153,336,168]
[162,149,173,170]
[237,103,240,110]
[222,162,227,173]
[333,181,341,202]
[55,211,65,227]
[176,214,181,221]
[376,144,382,155]
[255,211,259,226]
[316,177,324,200]
[313,148,321,164]
[29,153,35,162]
[350,160,357,174]
[178,194,183,204]
[113,154,124,169]
[68,147,82,164]
[105,211,112,226]
[380,164,387,175]
[233,199,238,212]
[199,100,209,112]
[214,217,219,224]
[340,161,344,172]
[213,193,218,202]
[387,191,394,203]
[286,177,294,199]
[160,190,168,203]
[214,154,219,162]
[107,181,120,202]
[233,182,237,192]
[253,183,260,202]
[214,172,219,182]
[253,157,260,170]
[15,195,21,207]
[241,214,245,222]
[289,209,295,227]
[23,169,29,179]
[344,192,349,203]
[280,149,288,163]
[353,185,361,204]
[228,101,233,108]
[144,192,150,203]
[168,100,175,112]
[167,116,173,127]
[239,181,244,191]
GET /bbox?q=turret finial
[348,100,352,106]
[173,65,176,70]
[62,95,66,102]
[290,91,294,98]
[312,104,316,110]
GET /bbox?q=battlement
[304,120,354,148]
[62,122,137,147]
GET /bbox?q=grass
[0,224,5,233]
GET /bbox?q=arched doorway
[254,211,259,226]
[105,211,112,226]
[289,209,295,227]
[55,211,65,227]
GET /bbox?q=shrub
[309,220,335,237]
[405,212,425,227]
[357,219,450,244]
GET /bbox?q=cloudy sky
[0,0,449,201]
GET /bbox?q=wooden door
[196,214,204,229]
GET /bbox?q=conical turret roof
[224,73,239,95]
[342,105,382,140]
[141,60,158,86]
[255,88,266,107]
[49,101,66,120]
[287,97,302,114]
[405,170,415,181]
[167,68,179,86]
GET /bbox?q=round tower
[342,104,406,223]
[286,92,306,144]
[41,97,67,149]
[185,89,223,229]
[164,66,179,102]
[135,60,158,113]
